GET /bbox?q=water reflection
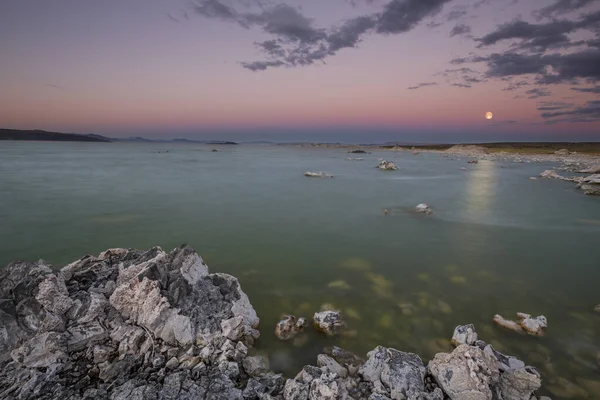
[466,160,497,215]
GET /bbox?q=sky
[1,0,599,143]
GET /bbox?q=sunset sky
[1,0,599,142]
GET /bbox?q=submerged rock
[467,160,479,164]
[595,304,600,314]
[274,315,307,341]
[313,310,345,336]
[304,171,334,178]
[376,160,398,171]
[493,313,547,336]
[415,203,433,214]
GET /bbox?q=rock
[415,203,433,214]
[10,332,67,368]
[317,354,348,378]
[327,280,351,290]
[516,313,547,336]
[309,372,339,399]
[243,355,270,376]
[349,149,367,154]
[497,367,541,400]
[313,311,345,336]
[595,304,600,314]
[577,174,600,195]
[451,324,478,347]
[304,171,334,178]
[493,314,524,334]
[428,344,499,400]
[579,164,600,174]
[35,274,74,315]
[377,160,398,170]
[359,346,428,399]
[554,148,570,156]
[275,315,307,340]
[467,160,479,164]
[166,356,180,370]
[283,378,309,400]
[212,148,218,152]
[242,373,285,399]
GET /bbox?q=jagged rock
[429,344,499,400]
[242,373,285,399]
[10,332,67,368]
[275,315,307,340]
[304,171,334,178]
[415,203,433,214]
[309,372,339,399]
[497,367,542,400]
[313,310,345,336]
[493,313,547,336]
[359,346,428,399]
[283,378,309,400]
[243,355,270,377]
[377,160,398,170]
[317,354,348,378]
[451,324,478,347]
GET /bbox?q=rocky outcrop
[493,313,547,336]
[579,164,600,174]
[304,171,334,178]
[554,148,570,156]
[376,160,398,171]
[577,174,600,195]
[0,246,261,400]
[445,145,489,155]
[0,247,546,400]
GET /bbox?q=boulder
[377,160,398,170]
[428,344,499,400]
[243,355,270,377]
[313,310,345,336]
[577,174,600,195]
[275,315,307,341]
[451,324,478,347]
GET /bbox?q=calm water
[1,141,599,398]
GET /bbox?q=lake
[1,141,599,398]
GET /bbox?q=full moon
[485,112,493,120]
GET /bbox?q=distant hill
[0,129,111,142]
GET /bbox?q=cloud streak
[407,82,438,90]
[192,0,453,70]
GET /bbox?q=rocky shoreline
[1,246,550,399]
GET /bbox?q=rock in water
[451,324,478,347]
[377,160,398,170]
[467,160,479,164]
[313,310,345,336]
[275,315,307,340]
[493,313,547,336]
[577,174,600,195]
[595,304,600,314]
[415,203,433,214]
[304,171,334,178]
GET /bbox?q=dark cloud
[526,88,551,98]
[376,0,451,34]
[450,23,471,37]
[540,100,600,122]
[571,86,600,93]
[193,0,454,71]
[535,0,597,19]
[451,83,471,88]
[463,49,600,84]
[407,82,438,90]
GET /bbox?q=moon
[485,112,493,120]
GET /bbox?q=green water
[1,141,599,398]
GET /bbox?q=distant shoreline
[2,128,600,154]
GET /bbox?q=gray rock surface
[275,315,307,341]
[451,324,478,347]
[376,160,398,171]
